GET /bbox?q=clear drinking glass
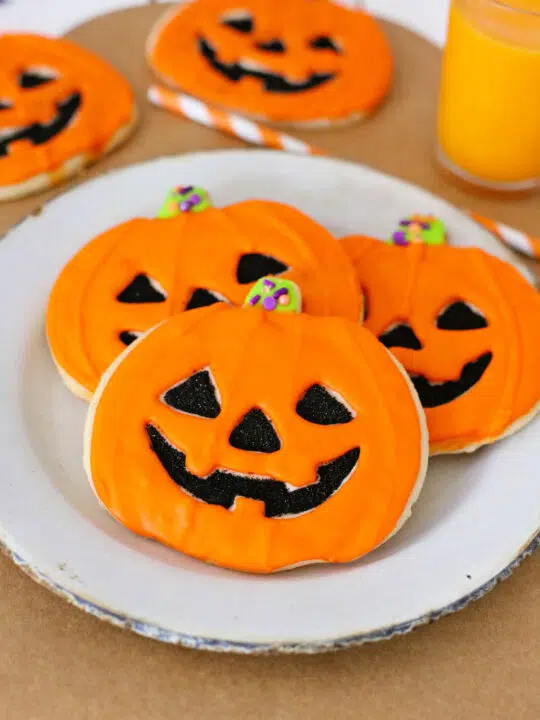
[437,0,540,191]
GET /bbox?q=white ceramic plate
[0,151,538,653]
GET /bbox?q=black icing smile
[146,424,359,518]
[0,92,81,157]
[409,352,492,409]
[198,37,335,93]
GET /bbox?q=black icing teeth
[0,92,81,157]
[409,352,493,408]
[198,37,335,94]
[146,423,359,518]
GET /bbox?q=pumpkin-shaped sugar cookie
[47,189,361,399]
[147,0,392,125]
[0,34,136,201]
[85,280,427,574]
[341,234,540,454]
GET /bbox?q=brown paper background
[0,5,538,718]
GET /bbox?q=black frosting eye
[162,369,221,419]
[116,274,166,303]
[19,69,57,89]
[310,35,341,53]
[222,13,253,33]
[236,253,289,284]
[437,301,488,330]
[296,384,353,425]
[257,39,286,53]
[379,323,423,350]
[185,288,229,310]
[229,408,281,453]
[0,100,12,111]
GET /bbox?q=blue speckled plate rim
[3,530,538,654]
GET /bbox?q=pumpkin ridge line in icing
[468,250,515,440]
[253,204,326,271]
[345,322,403,541]
[78,223,138,385]
[476,251,521,437]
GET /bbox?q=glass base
[436,146,539,193]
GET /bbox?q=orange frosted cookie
[147,0,392,125]
[47,187,361,400]
[0,34,136,201]
[85,279,427,574]
[342,230,540,454]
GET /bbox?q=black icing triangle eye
[19,69,57,89]
[118,330,143,346]
[257,39,286,53]
[379,323,423,350]
[296,384,353,425]
[222,13,253,33]
[116,274,166,303]
[436,301,488,330]
[185,288,228,310]
[229,408,281,453]
[162,369,221,419]
[310,35,341,53]
[0,100,12,111]
[236,254,289,284]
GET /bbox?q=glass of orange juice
[437,0,540,191]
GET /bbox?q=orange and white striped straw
[467,211,540,261]
[149,83,539,261]
[148,84,323,156]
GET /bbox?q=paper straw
[467,211,540,261]
[149,83,539,260]
[148,85,323,156]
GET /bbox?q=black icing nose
[229,408,281,454]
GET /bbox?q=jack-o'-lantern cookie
[147,0,392,125]
[341,232,540,454]
[0,34,136,201]
[47,187,361,400]
[84,279,427,573]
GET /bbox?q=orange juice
[438,0,540,189]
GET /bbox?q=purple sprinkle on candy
[263,279,276,289]
[421,222,431,230]
[263,296,277,311]
[179,185,194,194]
[399,219,410,227]
[249,294,261,306]
[392,231,408,246]
[191,194,201,205]
[180,201,191,212]
[273,287,288,299]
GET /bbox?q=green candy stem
[244,277,302,314]
[388,214,447,247]
[157,186,212,219]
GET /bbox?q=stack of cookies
[46,187,540,573]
